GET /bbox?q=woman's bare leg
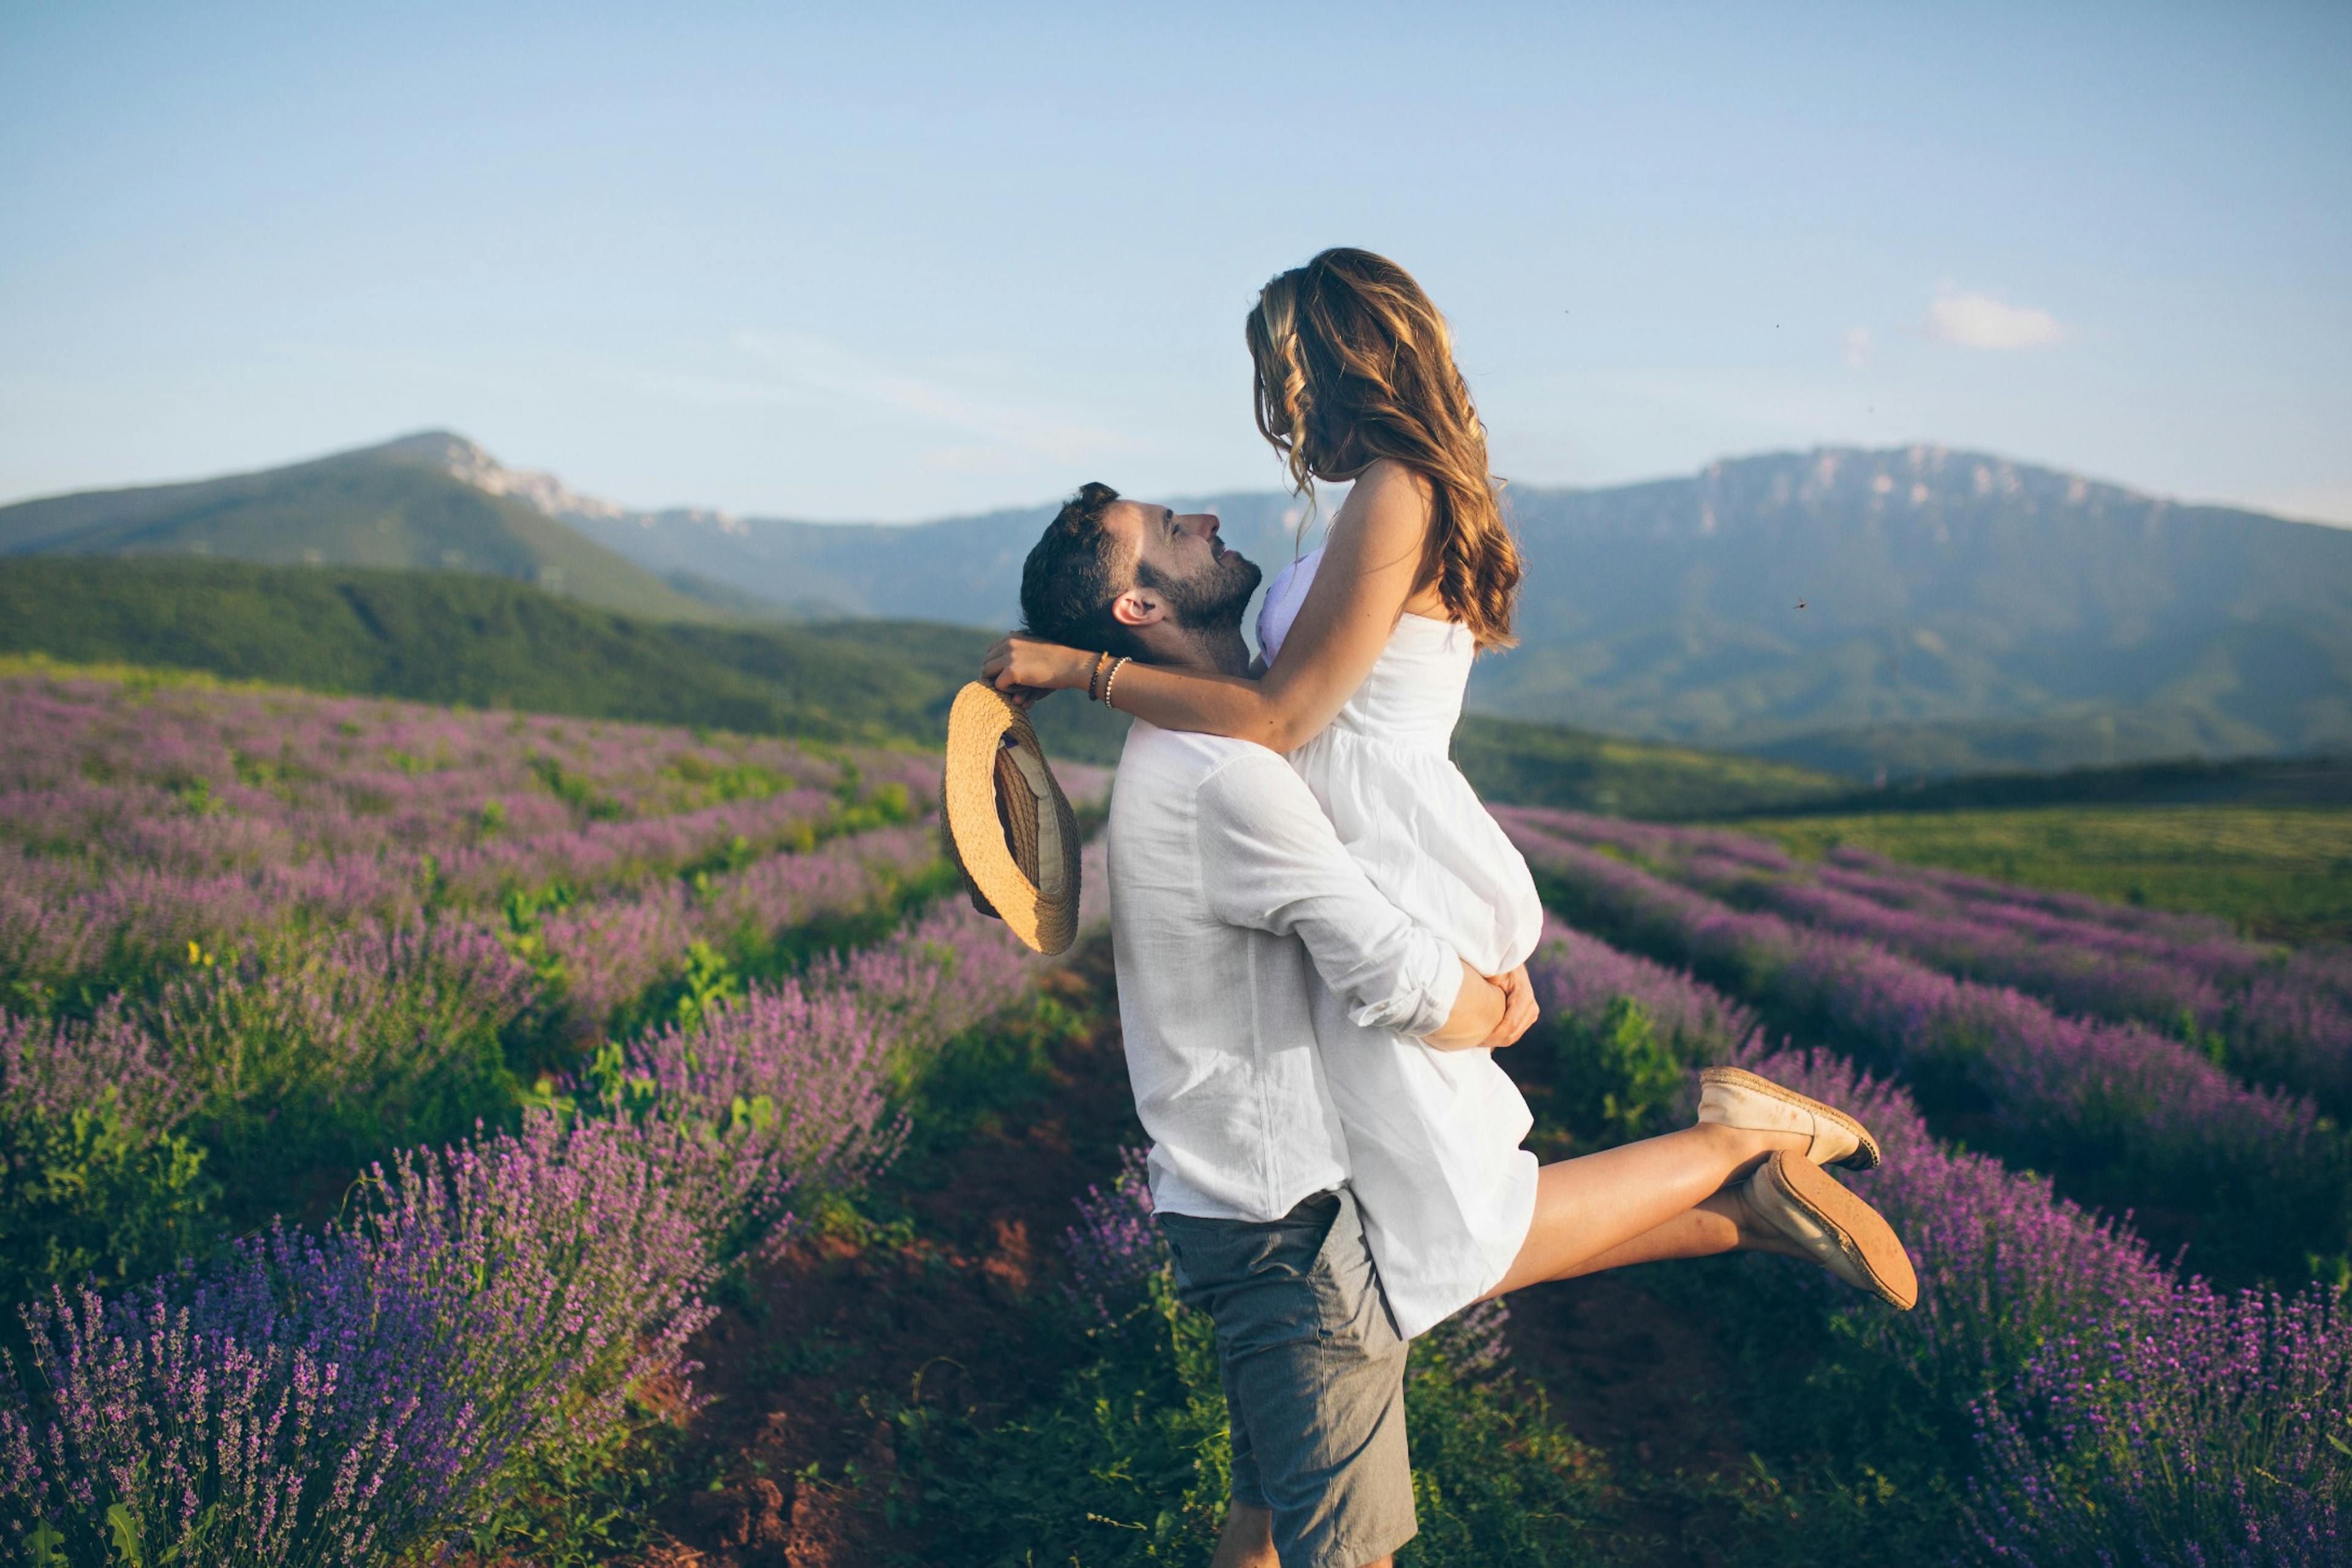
[1556,1185,1811,1278]
[1482,1121,1808,1298]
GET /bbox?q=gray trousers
[1157,1187,1416,1568]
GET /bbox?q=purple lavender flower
[1963,1283,2348,1566]
[1058,1147,1165,1328]
[1,1106,715,1564]
[0,663,1066,1564]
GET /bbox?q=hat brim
[941,682,1082,956]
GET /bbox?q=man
[1009,483,1534,1568]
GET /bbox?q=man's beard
[1142,551,1263,635]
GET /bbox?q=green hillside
[0,555,1846,817]
[0,557,941,745]
[0,439,737,625]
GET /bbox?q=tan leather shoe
[1697,1066,1882,1170]
[1744,1151,1918,1310]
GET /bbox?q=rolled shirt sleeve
[1193,749,1465,1038]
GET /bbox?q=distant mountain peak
[363,429,630,523]
[366,429,494,468]
[1678,443,2166,537]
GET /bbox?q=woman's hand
[1479,965,1539,1051]
[982,633,1099,704]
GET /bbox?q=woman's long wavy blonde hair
[1245,247,1521,649]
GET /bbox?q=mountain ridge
[12,432,2350,777]
[533,439,2352,774]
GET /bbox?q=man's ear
[1107,587,1167,630]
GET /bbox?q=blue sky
[2,1,2346,522]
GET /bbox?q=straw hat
[941,681,1082,956]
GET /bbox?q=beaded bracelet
[1101,655,1130,707]
[1085,649,1110,703]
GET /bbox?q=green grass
[1719,804,2352,944]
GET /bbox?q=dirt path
[1499,1272,1766,1565]
[631,948,1143,1566]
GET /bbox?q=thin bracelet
[1101,655,1130,708]
[1085,650,1109,703]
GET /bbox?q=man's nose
[1183,511,1221,540]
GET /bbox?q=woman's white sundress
[1257,545,1545,1338]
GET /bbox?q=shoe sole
[1702,1066,1883,1170]
[1758,1151,1918,1310]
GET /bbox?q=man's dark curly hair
[1019,481,1151,658]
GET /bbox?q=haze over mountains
[7,432,2349,777]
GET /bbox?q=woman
[986,247,1914,1335]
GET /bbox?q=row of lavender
[0,669,1066,1562]
[1525,921,2346,1566]
[1,812,956,1310]
[1507,807,2352,1116]
[1498,809,2351,1286]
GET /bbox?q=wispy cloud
[727,330,1138,464]
[1926,285,2064,350]
[1841,325,1872,368]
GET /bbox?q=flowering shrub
[1,1005,214,1303]
[154,918,538,1191]
[606,904,1036,1259]
[1740,847,2350,1117]
[0,669,935,1000]
[0,898,1042,1561]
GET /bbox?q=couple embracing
[982,249,1917,1568]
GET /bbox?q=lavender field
[1488,807,2351,1563]
[0,665,1073,1562]
[2,663,2346,1565]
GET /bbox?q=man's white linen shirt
[1106,720,1466,1223]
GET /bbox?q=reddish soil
[1499,1273,1765,1566]
[630,946,1144,1567]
